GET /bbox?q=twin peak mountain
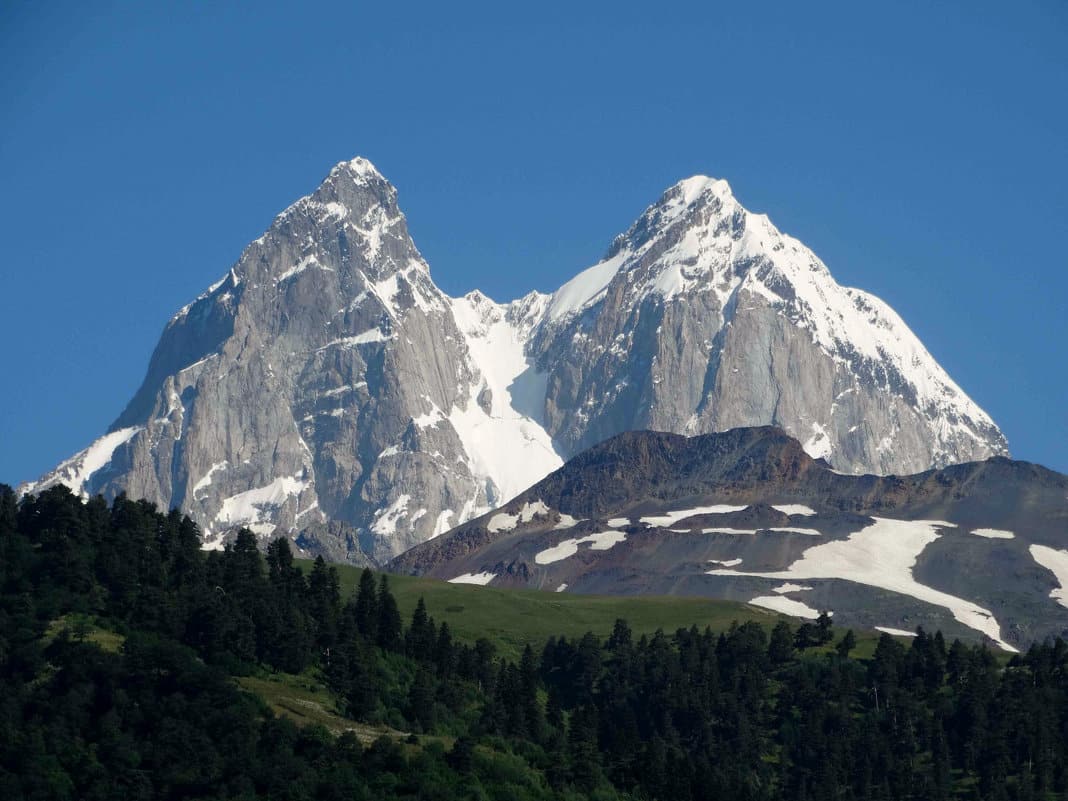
[21,157,1007,562]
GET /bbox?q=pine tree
[354,568,378,642]
[406,597,434,660]
[375,575,402,651]
[769,620,795,664]
[836,629,857,659]
[307,555,341,655]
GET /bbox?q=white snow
[275,254,335,284]
[708,558,743,567]
[215,474,309,529]
[446,292,563,510]
[486,501,551,532]
[519,500,550,521]
[370,494,411,537]
[318,328,393,350]
[295,500,320,521]
[177,353,218,374]
[537,173,1001,467]
[709,517,1017,651]
[1029,545,1068,610]
[701,527,821,537]
[432,510,454,538]
[412,401,446,428]
[534,530,628,565]
[200,533,227,551]
[772,504,817,516]
[487,512,518,533]
[772,583,813,593]
[546,251,627,321]
[875,626,918,637]
[972,528,1015,539]
[802,422,833,461]
[192,461,229,497]
[553,513,581,530]
[20,426,143,499]
[606,517,630,528]
[640,504,749,528]
[322,201,348,219]
[749,595,825,620]
[448,572,496,586]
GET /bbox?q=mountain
[391,427,1068,651]
[19,159,1007,561]
[529,176,1005,472]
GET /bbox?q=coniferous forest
[2,485,1068,800]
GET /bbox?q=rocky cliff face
[19,159,1008,560]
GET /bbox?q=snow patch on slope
[448,572,496,586]
[18,427,142,499]
[750,595,825,620]
[546,251,628,321]
[640,504,748,528]
[1030,545,1068,609]
[487,500,552,532]
[875,626,918,638]
[709,518,1017,651]
[448,293,563,510]
[535,531,627,565]
[972,528,1015,540]
[772,504,817,516]
[216,474,310,529]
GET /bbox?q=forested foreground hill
[2,486,1068,800]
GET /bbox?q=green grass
[45,615,126,653]
[299,560,895,661]
[237,670,408,742]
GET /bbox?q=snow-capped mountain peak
[20,159,1008,562]
[533,171,1006,472]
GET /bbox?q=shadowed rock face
[392,428,1068,651]
[20,161,1007,562]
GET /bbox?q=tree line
[1,484,1067,800]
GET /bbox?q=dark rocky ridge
[392,427,1068,650]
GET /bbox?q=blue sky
[1,0,1066,482]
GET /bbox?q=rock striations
[19,158,1008,561]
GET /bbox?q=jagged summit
[534,170,1006,471]
[332,155,387,181]
[20,159,1008,563]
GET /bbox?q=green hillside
[298,560,890,661]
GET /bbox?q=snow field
[639,505,748,528]
[708,518,1017,651]
[448,572,496,586]
[1029,545,1068,609]
[874,627,918,638]
[971,528,1015,539]
[749,595,826,620]
[535,531,628,565]
[215,474,310,529]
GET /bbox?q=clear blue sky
[2,0,1066,483]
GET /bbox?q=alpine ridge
[19,158,1009,561]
